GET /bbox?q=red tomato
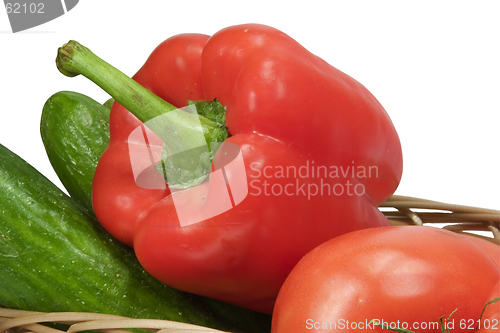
[272,226,499,333]
[461,234,500,267]
[477,281,499,333]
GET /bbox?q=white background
[0,1,498,210]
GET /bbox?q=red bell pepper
[57,24,403,314]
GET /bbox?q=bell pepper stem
[56,40,228,189]
[56,40,227,143]
[56,40,177,122]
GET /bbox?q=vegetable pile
[55,23,403,314]
[0,23,498,333]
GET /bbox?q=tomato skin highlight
[272,226,500,333]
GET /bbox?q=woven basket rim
[382,195,499,244]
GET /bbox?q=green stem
[56,40,228,189]
[56,40,227,145]
[56,40,175,122]
[477,297,500,330]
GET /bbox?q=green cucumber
[103,97,115,109]
[0,143,270,332]
[40,91,111,217]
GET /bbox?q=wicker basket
[1,195,499,333]
[382,195,499,244]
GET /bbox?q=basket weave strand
[382,195,499,244]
